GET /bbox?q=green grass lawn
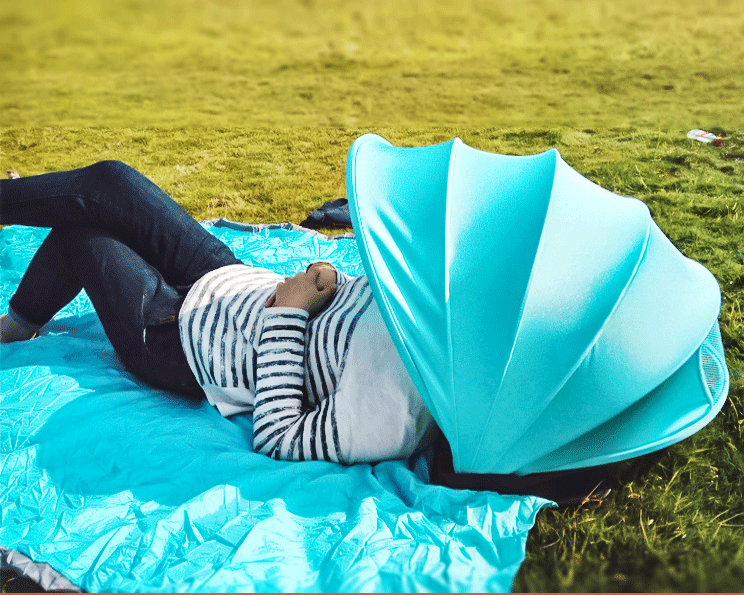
[1,0,743,591]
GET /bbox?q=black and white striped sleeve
[253,307,344,463]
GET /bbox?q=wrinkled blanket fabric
[0,220,552,592]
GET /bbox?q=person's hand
[267,265,337,318]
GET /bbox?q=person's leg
[7,229,85,329]
[0,160,242,288]
[11,225,204,398]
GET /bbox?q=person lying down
[0,160,438,464]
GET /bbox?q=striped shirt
[178,264,438,464]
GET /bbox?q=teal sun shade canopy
[346,133,729,475]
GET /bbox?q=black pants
[0,160,244,398]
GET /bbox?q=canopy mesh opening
[700,323,726,401]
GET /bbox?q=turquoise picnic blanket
[0,220,552,592]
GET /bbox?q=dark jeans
[0,160,244,399]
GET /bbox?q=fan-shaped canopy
[346,133,729,475]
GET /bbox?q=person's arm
[252,307,344,462]
[253,267,342,461]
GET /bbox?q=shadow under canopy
[346,133,730,476]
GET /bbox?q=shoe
[0,314,40,343]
